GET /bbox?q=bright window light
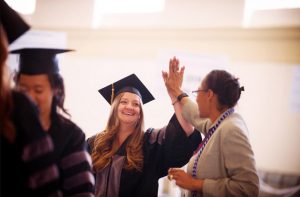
[5,0,36,15]
[92,0,165,28]
[243,0,300,27]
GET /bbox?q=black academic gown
[0,91,56,197]
[47,108,95,196]
[87,114,202,197]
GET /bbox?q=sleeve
[58,125,95,196]
[202,125,259,197]
[182,99,210,135]
[146,114,202,178]
[86,136,96,155]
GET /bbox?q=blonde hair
[91,92,145,172]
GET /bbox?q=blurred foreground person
[1,1,58,196]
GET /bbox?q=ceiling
[14,0,300,29]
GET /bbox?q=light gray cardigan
[182,100,259,197]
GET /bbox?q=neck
[117,124,135,147]
[40,112,51,131]
[210,107,229,123]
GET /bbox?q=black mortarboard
[0,0,30,44]
[10,48,73,75]
[98,74,155,105]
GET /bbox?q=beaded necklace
[191,108,234,197]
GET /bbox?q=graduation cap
[0,0,30,44]
[10,48,73,75]
[98,74,155,105]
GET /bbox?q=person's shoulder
[86,134,98,152]
[56,115,86,142]
[86,135,96,144]
[58,115,83,132]
[221,112,249,136]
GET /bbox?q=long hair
[0,26,15,142]
[14,72,70,118]
[91,92,145,172]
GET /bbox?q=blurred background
[6,0,300,196]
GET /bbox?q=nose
[125,103,134,109]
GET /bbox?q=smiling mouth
[122,111,134,116]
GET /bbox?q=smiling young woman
[87,73,202,197]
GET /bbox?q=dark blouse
[87,114,202,197]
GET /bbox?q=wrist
[192,179,204,192]
[176,92,189,102]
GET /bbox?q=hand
[168,168,203,192]
[162,57,185,100]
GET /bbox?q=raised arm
[162,57,194,136]
[162,57,209,135]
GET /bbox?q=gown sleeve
[182,99,210,135]
[56,123,95,196]
[145,114,202,178]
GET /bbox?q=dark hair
[14,72,70,117]
[205,70,244,109]
[48,73,70,117]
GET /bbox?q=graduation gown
[87,114,202,197]
[47,109,95,196]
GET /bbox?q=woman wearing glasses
[162,57,259,197]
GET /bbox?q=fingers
[174,57,179,72]
[169,58,173,73]
[168,167,183,181]
[162,71,167,82]
[169,57,180,73]
[167,174,173,181]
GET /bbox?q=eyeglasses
[192,89,208,97]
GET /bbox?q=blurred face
[17,74,54,118]
[195,79,209,118]
[117,92,141,126]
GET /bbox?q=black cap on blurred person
[10,48,74,75]
[0,0,30,44]
[98,74,155,105]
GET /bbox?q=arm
[146,115,202,178]
[59,125,95,196]
[162,57,194,136]
[181,98,210,135]
[202,122,259,196]
[162,57,208,135]
[168,119,259,197]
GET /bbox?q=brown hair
[0,26,15,142]
[205,70,243,111]
[91,92,145,172]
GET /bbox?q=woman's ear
[207,89,214,100]
[53,88,62,100]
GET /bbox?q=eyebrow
[121,97,140,103]
[19,83,44,89]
